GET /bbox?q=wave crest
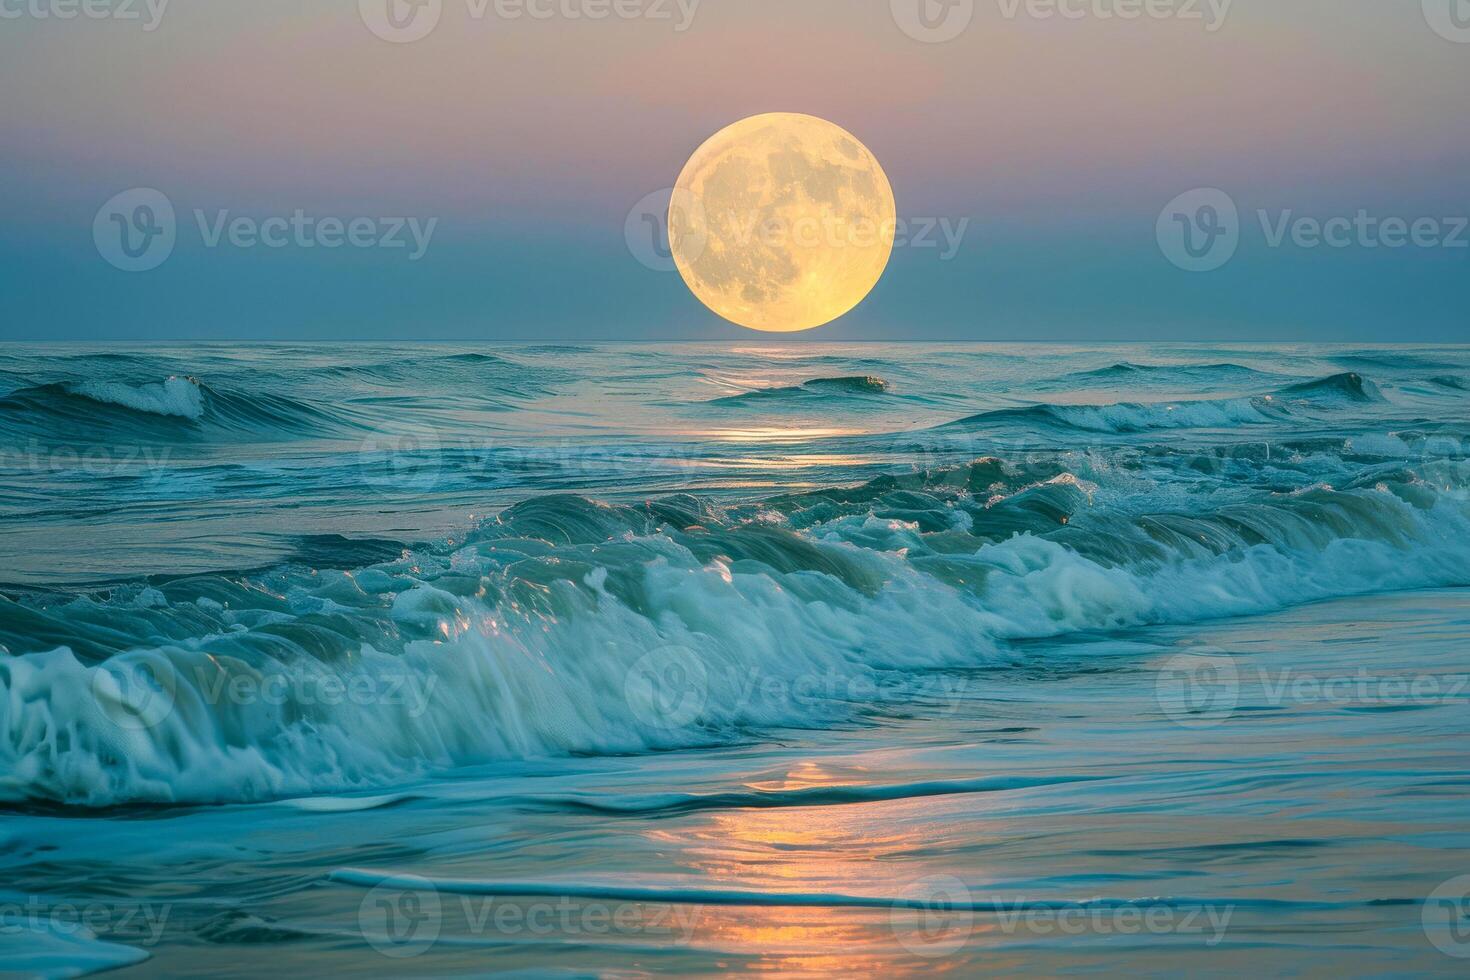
[709,375,891,406]
[69,376,205,420]
[941,373,1385,434]
[2,453,1468,806]
[0,376,365,443]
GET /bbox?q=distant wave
[319,351,507,380]
[1277,372,1382,403]
[0,352,567,437]
[942,373,1381,435]
[803,375,891,394]
[1052,361,1275,386]
[709,375,891,406]
[3,448,1468,806]
[315,350,571,398]
[944,396,1279,434]
[0,376,365,442]
[1332,351,1459,371]
[514,344,596,355]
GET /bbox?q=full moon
[669,113,897,333]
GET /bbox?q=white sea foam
[1,458,1467,806]
[1043,397,1276,433]
[67,376,204,420]
[0,918,150,979]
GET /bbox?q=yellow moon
[669,113,897,333]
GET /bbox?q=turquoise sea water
[0,343,1468,975]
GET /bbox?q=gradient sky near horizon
[1,0,1466,341]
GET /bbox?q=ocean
[0,342,1467,975]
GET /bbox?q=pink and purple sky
[2,0,1466,340]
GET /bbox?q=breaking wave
[0,376,367,442]
[1278,372,1382,403]
[943,373,1383,434]
[2,450,1468,807]
[70,377,206,420]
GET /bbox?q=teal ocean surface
[1,343,1468,975]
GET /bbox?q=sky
[0,0,1466,341]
